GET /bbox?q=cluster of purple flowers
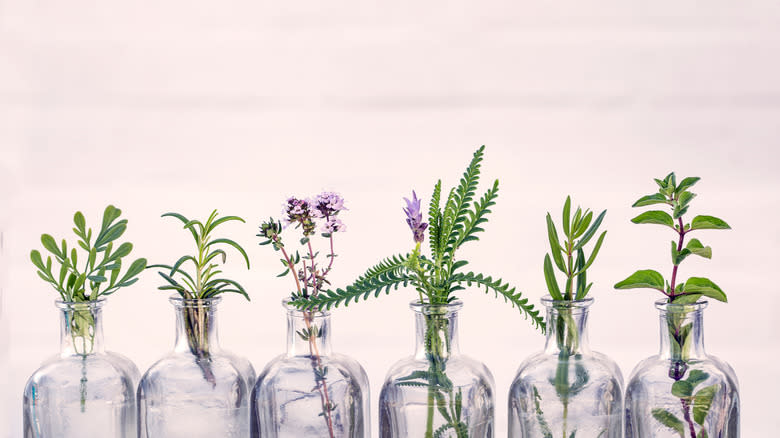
[284,192,347,235]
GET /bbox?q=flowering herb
[541,196,607,438]
[149,210,250,383]
[292,146,542,438]
[258,192,348,438]
[30,205,147,409]
[615,173,730,438]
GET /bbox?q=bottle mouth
[169,295,222,309]
[282,298,330,317]
[55,297,107,310]
[409,299,463,315]
[655,298,708,313]
[541,295,594,310]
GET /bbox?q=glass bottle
[23,298,139,438]
[379,300,495,438]
[251,300,370,438]
[138,296,256,438]
[508,297,623,438]
[625,300,740,437]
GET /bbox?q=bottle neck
[412,301,461,360]
[171,297,221,357]
[657,300,707,362]
[285,302,332,357]
[542,297,593,356]
[58,300,105,356]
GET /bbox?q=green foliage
[652,408,685,437]
[543,196,607,301]
[614,172,730,303]
[30,205,147,302]
[290,146,542,330]
[149,210,250,300]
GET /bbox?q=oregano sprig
[614,172,730,304]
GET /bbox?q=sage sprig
[615,172,730,438]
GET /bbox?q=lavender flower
[403,191,428,243]
[284,197,316,236]
[311,191,347,218]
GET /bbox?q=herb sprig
[31,205,147,303]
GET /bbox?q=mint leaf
[683,277,727,302]
[651,408,685,437]
[671,380,693,397]
[685,238,712,259]
[690,215,731,231]
[632,193,669,207]
[693,384,718,425]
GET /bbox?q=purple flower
[403,191,428,243]
[311,191,347,218]
[322,217,346,234]
[283,197,316,236]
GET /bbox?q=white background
[1,1,779,436]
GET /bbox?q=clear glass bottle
[251,300,370,438]
[625,300,740,438]
[508,297,623,438]
[379,301,495,438]
[138,296,256,438]
[23,298,139,438]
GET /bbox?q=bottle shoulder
[383,354,494,387]
[140,350,253,384]
[627,354,739,391]
[510,350,624,390]
[24,353,137,394]
[256,352,368,385]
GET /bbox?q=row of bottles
[23,295,738,437]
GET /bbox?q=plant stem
[669,217,686,298]
[681,398,697,438]
[303,311,336,438]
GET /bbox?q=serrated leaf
[614,270,665,291]
[631,210,674,228]
[683,277,727,302]
[690,215,731,230]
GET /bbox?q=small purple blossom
[311,191,347,218]
[283,197,316,236]
[403,191,428,243]
[322,217,346,234]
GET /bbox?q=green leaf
[632,193,669,207]
[100,205,122,232]
[685,238,712,259]
[161,212,198,242]
[546,213,566,272]
[30,250,46,271]
[573,210,593,238]
[41,234,61,257]
[73,211,86,232]
[207,238,251,269]
[631,210,674,228]
[686,370,710,388]
[573,231,606,277]
[544,254,563,300]
[671,380,693,397]
[206,215,245,233]
[683,277,727,302]
[119,258,147,285]
[693,385,718,425]
[671,293,702,304]
[573,210,606,250]
[690,215,731,231]
[614,269,665,291]
[651,408,685,437]
[676,176,700,193]
[88,275,107,283]
[562,196,571,236]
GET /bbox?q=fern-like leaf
[453,178,498,250]
[290,255,412,310]
[428,180,443,258]
[440,146,485,259]
[450,271,545,330]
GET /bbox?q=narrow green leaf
[573,210,606,251]
[682,277,727,302]
[546,213,566,272]
[573,231,606,276]
[614,269,665,291]
[73,211,86,232]
[544,254,563,300]
[562,196,571,236]
[631,210,674,228]
[690,215,731,231]
[632,193,669,207]
[30,250,45,270]
[119,258,147,285]
[207,238,251,269]
[88,275,107,283]
[41,234,60,257]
